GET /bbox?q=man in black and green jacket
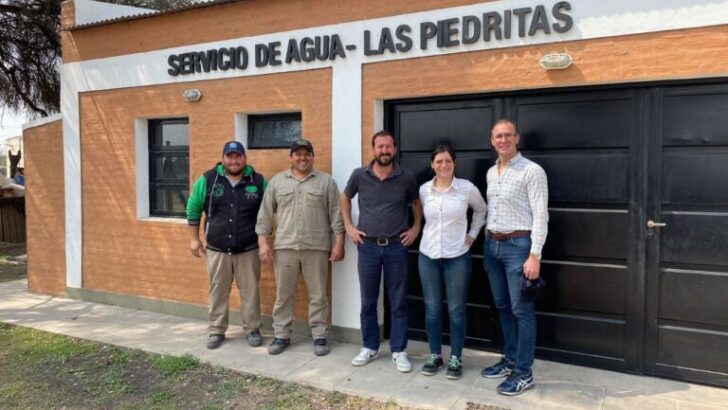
[187,140,267,350]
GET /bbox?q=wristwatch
[530,253,542,261]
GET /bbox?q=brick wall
[79,69,332,318]
[25,119,66,296]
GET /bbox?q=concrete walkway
[1,279,726,410]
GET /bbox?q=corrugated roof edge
[65,0,241,30]
[23,114,63,131]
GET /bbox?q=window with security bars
[149,118,189,217]
[247,112,302,148]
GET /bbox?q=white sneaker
[392,351,412,373]
[351,347,378,366]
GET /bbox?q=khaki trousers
[206,248,261,335]
[272,249,330,339]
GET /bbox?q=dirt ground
[0,323,422,410]
[0,324,506,410]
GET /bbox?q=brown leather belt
[487,230,531,241]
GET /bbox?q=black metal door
[386,80,728,387]
[644,84,728,387]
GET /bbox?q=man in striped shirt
[480,119,549,396]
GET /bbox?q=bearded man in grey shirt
[340,130,422,373]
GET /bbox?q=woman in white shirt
[418,145,486,380]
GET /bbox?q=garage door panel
[657,326,728,374]
[660,213,728,267]
[407,297,426,333]
[539,263,627,316]
[545,210,629,261]
[451,155,493,195]
[466,305,498,346]
[399,154,434,185]
[659,269,728,326]
[662,91,728,147]
[533,152,629,204]
[401,154,491,198]
[662,150,728,206]
[390,80,728,387]
[514,96,637,149]
[397,104,496,152]
[469,259,492,305]
[406,252,424,294]
[537,314,625,360]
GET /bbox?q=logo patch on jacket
[244,183,259,199]
[212,183,225,197]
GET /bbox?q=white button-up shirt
[419,177,487,259]
[486,152,549,255]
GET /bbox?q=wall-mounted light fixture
[539,53,573,70]
[182,89,202,102]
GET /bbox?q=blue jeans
[357,241,409,352]
[484,236,536,374]
[418,252,471,358]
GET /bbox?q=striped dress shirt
[486,152,549,255]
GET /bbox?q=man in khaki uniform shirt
[256,139,345,356]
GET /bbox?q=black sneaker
[206,333,225,349]
[446,355,463,380]
[497,371,535,395]
[247,330,263,347]
[313,338,330,356]
[421,354,444,376]
[480,356,514,379]
[267,337,290,355]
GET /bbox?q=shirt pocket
[305,188,326,208]
[275,188,295,208]
[447,193,469,215]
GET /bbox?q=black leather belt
[207,243,259,254]
[363,235,401,246]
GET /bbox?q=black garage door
[385,81,728,387]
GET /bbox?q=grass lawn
[0,323,416,410]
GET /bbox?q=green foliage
[0,0,193,118]
[148,353,199,377]
[9,325,96,362]
[101,363,134,395]
[149,389,175,405]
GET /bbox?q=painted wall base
[64,287,375,346]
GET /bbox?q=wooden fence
[0,197,25,243]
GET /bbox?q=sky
[0,109,27,142]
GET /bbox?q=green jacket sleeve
[255,177,276,236]
[186,175,207,225]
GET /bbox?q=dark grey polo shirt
[343,161,419,238]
